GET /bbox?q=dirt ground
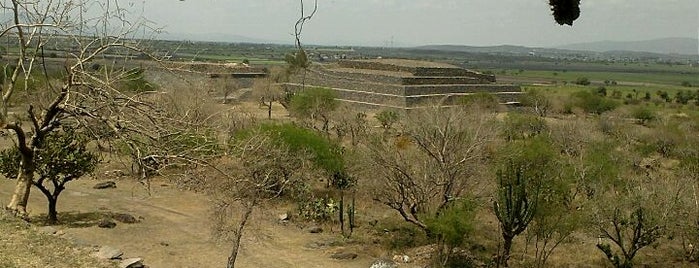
[0,177,380,268]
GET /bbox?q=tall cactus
[493,162,539,267]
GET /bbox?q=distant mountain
[158,31,290,45]
[557,37,699,56]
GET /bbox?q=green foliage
[289,87,338,120]
[374,109,400,130]
[595,86,608,97]
[426,199,476,267]
[502,112,548,141]
[675,90,695,104]
[427,199,475,248]
[681,81,692,87]
[518,89,551,117]
[574,77,590,86]
[120,68,157,93]
[284,49,310,74]
[297,196,337,222]
[569,90,619,115]
[461,92,500,110]
[247,123,344,174]
[0,127,99,223]
[631,106,656,125]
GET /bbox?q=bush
[461,92,500,111]
[569,91,619,115]
[574,77,590,86]
[681,81,692,87]
[426,200,476,267]
[374,109,400,130]
[502,112,548,141]
[631,106,656,125]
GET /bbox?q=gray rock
[307,226,323,234]
[98,219,117,228]
[119,258,144,268]
[370,258,398,268]
[38,226,57,235]
[112,213,139,224]
[93,181,117,189]
[94,246,123,260]
[330,252,358,260]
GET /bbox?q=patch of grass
[0,211,115,268]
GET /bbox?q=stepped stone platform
[285,59,521,109]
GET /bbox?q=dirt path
[0,178,375,268]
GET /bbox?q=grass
[0,211,115,268]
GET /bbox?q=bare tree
[210,131,310,268]
[0,0,166,216]
[252,67,285,119]
[368,106,495,230]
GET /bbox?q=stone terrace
[286,59,521,109]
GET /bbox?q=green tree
[426,200,476,267]
[574,77,591,86]
[0,128,99,224]
[519,89,551,117]
[374,109,400,130]
[570,90,619,115]
[289,87,339,135]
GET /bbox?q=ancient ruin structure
[286,59,521,109]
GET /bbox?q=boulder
[307,226,323,234]
[93,181,117,189]
[120,258,144,268]
[369,258,398,268]
[330,252,358,260]
[112,213,139,224]
[94,246,123,260]
[98,219,117,228]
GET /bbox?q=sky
[135,0,699,47]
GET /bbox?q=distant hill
[557,37,699,56]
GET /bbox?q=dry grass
[0,210,115,268]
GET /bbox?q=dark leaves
[549,0,581,26]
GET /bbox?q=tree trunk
[47,197,58,224]
[501,234,514,267]
[339,191,345,236]
[227,204,254,268]
[7,154,34,216]
[267,103,272,119]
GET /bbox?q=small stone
[330,252,358,260]
[119,258,144,268]
[369,258,398,268]
[94,246,123,260]
[112,213,139,224]
[54,230,65,236]
[38,226,57,235]
[307,226,323,234]
[160,241,170,247]
[98,219,117,228]
[93,181,117,189]
[278,213,289,221]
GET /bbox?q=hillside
[557,37,699,55]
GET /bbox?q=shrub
[461,92,500,111]
[374,109,400,130]
[681,81,692,87]
[574,77,590,86]
[569,91,619,115]
[631,106,656,125]
[427,200,476,267]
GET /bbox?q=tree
[0,127,98,224]
[519,89,551,117]
[289,87,339,135]
[253,67,286,119]
[574,77,591,86]
[212,131,310,268]
[374,109,400,130]
[0,0,159,216]
[493,137,560,267]
[368,106,495,231]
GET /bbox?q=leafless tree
[0,0,169,216]
[210,131,310,268]
[367,105,495,230]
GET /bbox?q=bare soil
[0,177,378,268]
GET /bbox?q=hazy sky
[138,0,699,47]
